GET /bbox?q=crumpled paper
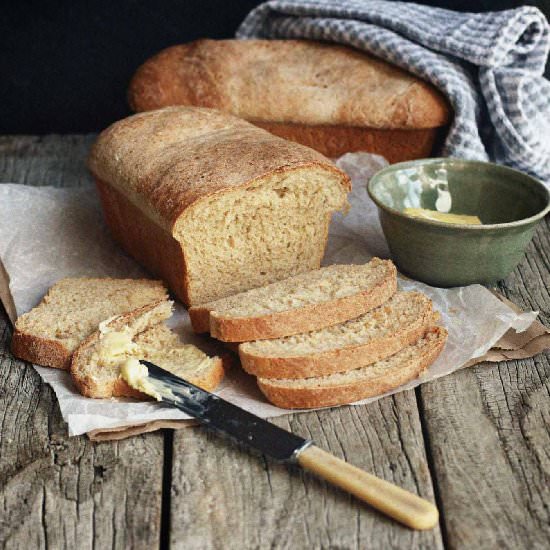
[0,153,546,439]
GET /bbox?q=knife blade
[139,359,311,462]
[129,359,439,530]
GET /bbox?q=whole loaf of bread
[88,106,351,306]
[128,39,451,162]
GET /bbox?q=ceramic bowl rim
[367,157,550,231]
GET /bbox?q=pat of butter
[403,208,482,225]
[120,358,162,400]
[99,330,138,361]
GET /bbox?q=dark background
[3,0,549,134]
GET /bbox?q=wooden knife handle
[297,445,438,530]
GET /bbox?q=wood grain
[0,135,164,549]
[169,391,444,549]
[418,217,550,549]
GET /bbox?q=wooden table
[1,135,549,550]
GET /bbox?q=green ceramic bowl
[367,158,550,287]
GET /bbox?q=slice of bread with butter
[70,299,224,399]
[11,277,168,369]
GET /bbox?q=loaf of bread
[71,300,224,398]
[189,259,397,341]
[128,40,451,162]
[11,277,168,369]
[88,107,351,306]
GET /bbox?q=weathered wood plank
[0,135,164,549]
[418,217,550,549]
[169,390,444,550]
[0,135,96,188]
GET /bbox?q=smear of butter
[403,208,482,225]
[120,358,163,400]
[98,329,138,365]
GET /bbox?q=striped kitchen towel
[237,0,550,182]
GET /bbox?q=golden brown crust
[257,327,447,409]
[188,307,211,333]
[11,330,71,369]
[252,122,442,163]
[240,311,437,379]
[129,40,450,130]
[95,178,192,305]
[88,106,350,233]
[206,263,397,342]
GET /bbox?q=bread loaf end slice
[257,326,447,409]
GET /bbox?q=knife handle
[297,445,438,530]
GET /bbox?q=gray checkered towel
[237,0,550,182]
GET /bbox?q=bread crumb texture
[176,166,348,304]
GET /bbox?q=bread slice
[11,278,168,369]
[189,259,397,341]
[239,291,437,379]
[257,327,447,409]
[71,300,224,399]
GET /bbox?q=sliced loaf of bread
[89,107,351,307]
[257,327,447,409]
[239,291,437,379]
[11,278,168,369]
[189,259,397,341]
[71,300,224,398]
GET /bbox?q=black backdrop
[3,0,548,134]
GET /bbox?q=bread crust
[203,262,397,342]
[240,310,437,379]
[11,330,71,370]
[252,122,441,163]
[257,327,447,408]
[189,307,211,334]
[88,107,351,234]
[128,40,450,130]
[95,178,192,305]
[71,300,225,399]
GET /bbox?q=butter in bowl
[367,158,550,287]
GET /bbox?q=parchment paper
[1,152,548,440]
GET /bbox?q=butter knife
[126,359,439,530]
